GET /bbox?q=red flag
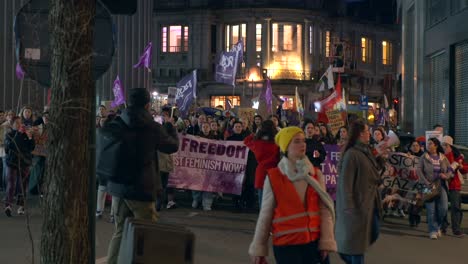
[316,74,342,123]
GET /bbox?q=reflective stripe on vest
[268,167,321,246]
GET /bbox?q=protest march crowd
[1,92,467,263]
[1,36,465,264]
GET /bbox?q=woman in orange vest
[248,126,336,264]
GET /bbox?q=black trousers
[273,241,324,264]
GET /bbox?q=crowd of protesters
[2,100,468,263]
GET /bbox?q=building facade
[1,0,400,120]
[153,0,400,116]
[401,0,468,145]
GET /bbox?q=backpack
[97,117,140,184]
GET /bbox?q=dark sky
[344,0,397,24]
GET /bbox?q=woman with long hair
[303,121,326,168]
[418,137,452,239]
[336,119,384,263]
[249,127,336,264]
[244,120,280,208]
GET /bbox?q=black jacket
[305,137,327,167]
[5,130,35,169]
[105,107,179,201]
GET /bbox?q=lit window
[272,23,278,52]
[382,41,393,65]
[279,95,295,110]
[268,23,303,79]
[272,23,301,53]
[161,25,189,53]
[225,24,247,51]
[309,25,313,54]
[361,37,372,63]
[256,24,262,52]
[162,27,167,52]
[184,26,189,52]
[210,96,241,108]
[325,31,331,57]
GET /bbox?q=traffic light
[100,0,137,15]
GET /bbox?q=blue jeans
[425,186,448,235]
[192,191,214,209]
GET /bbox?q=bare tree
[40,1,95,263]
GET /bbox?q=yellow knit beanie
[274,126,304,153]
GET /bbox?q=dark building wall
[1,0,154,112]
[0,0,46,112]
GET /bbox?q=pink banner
[168,134,249,195]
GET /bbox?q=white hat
[442,135,453,146]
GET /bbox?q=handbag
[422,179,441,203]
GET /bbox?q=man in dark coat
[102,88,179,264]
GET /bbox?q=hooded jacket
[105,107,179,201]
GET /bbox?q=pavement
[1,191,468,264]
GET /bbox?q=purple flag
[111,76,126,108]
[231,39,244,63]
[214,51,239,86]
[133,42,152,69]
[16,63,25,80]
[176,70,197,117]
[265,78,273,114]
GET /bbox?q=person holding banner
[191,122,218,211]
[336,120,384,264]
[407,140,424,227]
[249,126,336,264]
[244,120,280,208]
[418,137,452,240]
[303,121,327,168]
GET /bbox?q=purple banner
[111,75,126,108]
[231,39,244,63]
[168,134,249,195]
[176,70,197,117]
[214,51,239,86]
[16,62,25,80]
[320,144,341,200]
[133,42,152,69]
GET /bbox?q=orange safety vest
[268,167,321,246]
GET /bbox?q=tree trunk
[41,1,96,263]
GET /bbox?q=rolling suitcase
[118,218,195,264]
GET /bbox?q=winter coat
[244,134,280,189]
[249,157,336,257]
[227,133,246,141]
[417,152,453,190]
[105,107,179,202]
[4,130,35,169]
[305,137,327,168]
[445,151,465,191]
[158,152,174,173]
[335,142,383,255]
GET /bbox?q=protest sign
[425,130,443,142]
[326,109,345,136]
[168,134,249,195]
[238,108,256,123]
[381,152,427,205]
[320,144,341,200]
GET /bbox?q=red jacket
[445,151,466,191]
[244,134,280,189]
